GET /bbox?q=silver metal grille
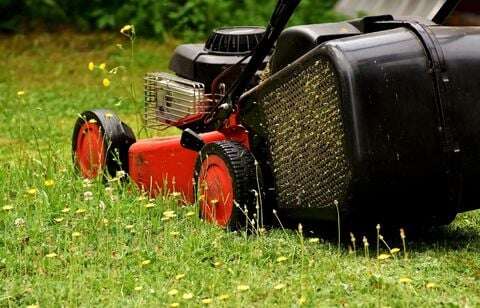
[144,73,210,129]
[259,58,352,209]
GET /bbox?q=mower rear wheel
[195,141,262,231]
[72,109,135,179]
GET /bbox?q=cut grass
[1,31,480,307]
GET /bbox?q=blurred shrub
[0,0,342,41]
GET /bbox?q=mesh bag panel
[259,57,351,209]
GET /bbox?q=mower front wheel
[72,109,136,179]
[195,141,263,231]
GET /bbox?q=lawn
[1,31,480,307]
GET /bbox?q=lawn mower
[72,0,480,231]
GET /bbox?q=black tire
[194,141,263,231]
[72,109,136,179]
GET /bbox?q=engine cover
[169,27,268,91]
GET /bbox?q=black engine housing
[169,27,268,91]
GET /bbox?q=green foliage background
[0,0,341,41]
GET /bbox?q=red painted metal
[198,155,234,226]
[75,122,105,178]
[128,124,250,204]
[128,131,226,202]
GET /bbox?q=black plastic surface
[240,23,480,228]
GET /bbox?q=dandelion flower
[390,248,401,254]
[175,274,185,280]
[134,286,143,291]
[44,179,55,187]
[170,303,179,308]
[17,91,26,96]
[99,63,106,70]
[141,259,151,266]
[102,78,111,87]
[182,292,193,300]
[75,208,87,214]
[14,218,25,227]
[72,232,81,238]
[237,285,250,292]
[61,207,70,213]
[201,298,213,304]
[168,289,179,296]
[276,256,288,263]
[218,294,230,300]
[377,254,391,260]
[163,210,176,217]
[308,238,320,243]
[83,191,93,201]
[426,282,437,289]
[54,217,64,223]
[399,277,412,283]
[185,211,195,217]
[144,203,155,209]
[120,25,134,37]
[45,253,57,258]
[274,283,286,290]
[298,296,307,305]
[88,62,95,71]
[2,205,13,211]
[26,188,38,195]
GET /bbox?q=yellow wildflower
[2,205,13,211]
[308,238,320,243]
[17,91,26,96]
[163,210,176,217]
[182,293,193,300]
[134,286,143,291]
[274,283,286,290]
[399,277,412,283]
[54,217,64,223]
[26,304,39,308]
[185,211,195,217]
[120,25,134,36]
[237,285,250,292]
[75,208,87,214]
[99,63,106,70]
[141,259,151,266]
[102,78,111,87]
[377,254,391,260]
[44,179,55,187]
[125,224,134,230]
[168,289,179,296]
[45,253,57,258]
[426,282,437,289]
[201,298,213,304]
[144,203,155,209]
[276,256,288,263]
[26,188,38,195]
[170,304,179,308]
[88,62,95,71]
[175,274,185,280]
[390,248,401,254]
[298,296,307,305]
[72,232,81,238]
[218,294,230,300]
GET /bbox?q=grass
[1,30,480,307]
